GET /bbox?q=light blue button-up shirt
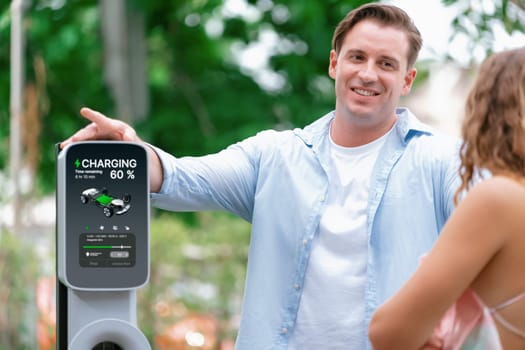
[151,108,460,349]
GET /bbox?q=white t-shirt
[289,129,391,349]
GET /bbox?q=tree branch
[510,0,525,12]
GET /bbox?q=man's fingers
[60,107,140,150]
[79,107,114,130]
[72,123,100,141]
[80,107,139,142]
[121,125,139,142]
[60,123,99,149]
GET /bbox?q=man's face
[329,20,416,129]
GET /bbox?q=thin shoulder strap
[490,311,525,339]
[489,291,525,340]
[491,292,525,311]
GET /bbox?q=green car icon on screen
[80,188,131,218]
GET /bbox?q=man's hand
[61,107,164,192]
[60,107,140,149]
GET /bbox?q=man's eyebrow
[379,54,399,63]
[343,49,400,62]
[344,49,366,56]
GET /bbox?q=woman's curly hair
[455,47,525,204]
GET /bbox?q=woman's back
[369,175,525,350]
[470,175,525,349]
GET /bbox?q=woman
[369,47,525,349]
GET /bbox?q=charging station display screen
[58,142,149,289]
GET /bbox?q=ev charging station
[56,141,151,350]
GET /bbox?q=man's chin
[345,106,376,120]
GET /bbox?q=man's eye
[381,61,395,69]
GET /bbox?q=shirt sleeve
[148,136,262,222]
[442,140,462,219]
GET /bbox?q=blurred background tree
[443,0,525,62]
[0,0,524,348]
[1,0,524,192]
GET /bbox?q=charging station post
[56,141,151,350]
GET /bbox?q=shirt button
[294,283,300,290]
[281,327,288,334]
[302,239,308,246]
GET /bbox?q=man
[62,4,459,349]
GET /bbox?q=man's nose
[358,62,378,83]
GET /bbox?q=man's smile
[352,87,380,96]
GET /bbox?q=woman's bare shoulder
[461,176,525,226]
[465,175,525,203]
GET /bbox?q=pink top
[424,288,525,350]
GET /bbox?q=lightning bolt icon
[75,159,81,168]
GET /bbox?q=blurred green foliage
[443,0,525,62]
[1,0,357,193]
[137,211,250,344]
[0,231,40,350]
[1,0,523,193]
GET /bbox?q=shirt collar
[294,108,434,147]
[395,107,434,145]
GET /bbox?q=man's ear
[328,50,338,80]
[402,68,417,95]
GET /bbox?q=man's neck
[330,115,398,147]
